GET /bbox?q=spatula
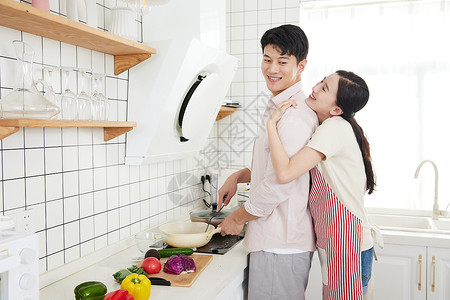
[205,204,225,232]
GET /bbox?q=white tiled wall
[0,1,214,273]
[219,0,301,168]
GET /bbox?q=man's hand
[217,168,251,209]
[219,213,245,236]
[218,206,259,236]
[217,175,238,208]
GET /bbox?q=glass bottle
[0,40,60,119]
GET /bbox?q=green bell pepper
[74,281,107,300]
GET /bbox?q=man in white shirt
[218,24,318,300]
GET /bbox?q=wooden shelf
[0,119,136,141]
[216,106,237,121]
[0,0,156,75]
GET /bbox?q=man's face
[261,44,306,96]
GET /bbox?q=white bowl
[134,232,167,253]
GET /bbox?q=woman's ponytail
[336,70,375,194]
[347,117,375,194]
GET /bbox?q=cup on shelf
[77,69,92,121]
[110,6,138,41]
[92,73,109,121]
[60,67,78,120]
[36,66,61,119]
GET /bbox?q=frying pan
[159,222,221,248]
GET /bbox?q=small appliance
[0,231,39,300]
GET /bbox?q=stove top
[195,233,243,255]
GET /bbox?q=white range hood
[125,0,238,165]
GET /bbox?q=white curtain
[299,0,450,211]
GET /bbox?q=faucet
[414,160,439,220]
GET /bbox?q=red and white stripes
[309,167,363,300]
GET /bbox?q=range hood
[125,38,238,165]
[125,0,238,165]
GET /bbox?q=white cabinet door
[427,247,450,300]
[373,244,426,300]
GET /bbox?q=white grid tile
[26,176,46,206]
[46,199,63,227]
[3,179,25,210]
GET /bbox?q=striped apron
[309,167,363,300]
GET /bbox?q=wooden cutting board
[137,254,213,287]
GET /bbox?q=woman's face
[261,44,306,96]
[305,73,342,123]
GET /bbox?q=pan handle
[206,227,222,241]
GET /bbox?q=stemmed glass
[60,67,78,120]
[77,69,92,120]
[92,73,109,121]
[37,66,60,119]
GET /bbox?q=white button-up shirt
[243,81,319,252]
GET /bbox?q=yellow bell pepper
[121,273,151,300]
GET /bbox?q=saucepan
[159,222,221,248]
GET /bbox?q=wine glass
[60,67,78,120]
[92,73,109,121]
[37,66,60,119]
[77,69,92,120]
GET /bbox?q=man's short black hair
[260,24,309,64]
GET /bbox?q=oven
[0,231,39,300]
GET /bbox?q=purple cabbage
[163,254,196,275]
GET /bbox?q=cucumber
[157,248,194,258]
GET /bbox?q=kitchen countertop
[377,228,450,248]
[40,235,249,300]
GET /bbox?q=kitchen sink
[368,214,450,234]
[368,214,433,231]
[432,219,450,231]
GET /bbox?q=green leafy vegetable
[112,265,148,283]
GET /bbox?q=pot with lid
[189,206,238,226]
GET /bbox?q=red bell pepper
[103,289,134,300]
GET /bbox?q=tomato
[142,257,161,274]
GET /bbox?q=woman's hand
[268,100,297,126]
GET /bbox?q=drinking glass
[77,69,92,120]
[91,74,102,120]
[60,67,78,120]
[92,73,109,120]
[37,66,60,119]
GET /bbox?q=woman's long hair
[336,70,375,194]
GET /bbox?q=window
[300,0,450,211]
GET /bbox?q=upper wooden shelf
[0,0,156,75]
[216,106,237,121]
[0,119,136,141]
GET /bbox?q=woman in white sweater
[267,70,376,300]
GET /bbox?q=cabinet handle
[418,254,422,291]
[432,256,436,292]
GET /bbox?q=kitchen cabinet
[427,247,450,300]
[373,244,426,300]
[373,244,450,300]
[0,0,156,75]
[0,119,136,141]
